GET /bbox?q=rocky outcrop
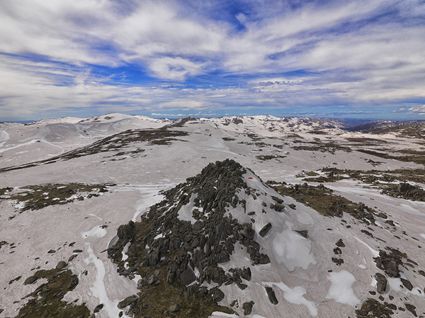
[374,248,406,278]
[268,181,378,223]
[108,159,273,317]
[356,298,394,318]
[383,182,425,201]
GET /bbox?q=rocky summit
[107,159,273,316]
[1,115,425,318]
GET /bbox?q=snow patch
[14,201,25,210]
[266,282,318,316]
[131,185,167,221]
[177,194,197,224]
[84,244,123,318]
[154,233,164,240]
[272,229,315,271]
[326,271,360,306]
[81,226,107,239]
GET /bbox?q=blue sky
[1,0,425,121]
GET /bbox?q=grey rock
[179,267,197,285]
[208,287,225,302]
[243,301,255,315]
[265,286,278,305]
[375,273,387,294]
[94,304,104,313]
[24,275,38,285]
[117,295,138,309]
[56,261,67,270]
[295,230,308,238]
[335,239,345,247]
[259,223,272,237]
[401,278,413,291]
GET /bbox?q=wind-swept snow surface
[1,115,425,318]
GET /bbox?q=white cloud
[0,0,425,118]
[148,57,204,81]
[159,99,209,109]
[409,105,425,114]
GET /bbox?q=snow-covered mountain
[1,114,425,318]
[349,120,425,139]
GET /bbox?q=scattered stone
[56,261,67,270]
[332,258,344,266]
[265,286,278,305]
[375,273,387,294]
[94,304,104,313]
[0,241,8,250]
[335,239,345,247]
[208,287,225,303]
[405,303,417,316]
[9,276,21,285]
[271,203,285,212]
[400,278,413,291]
[259,223,272,237]
[242,301,254,315]
[333,247,342,255]
[295,230,308,238]
[117,295,138,309]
